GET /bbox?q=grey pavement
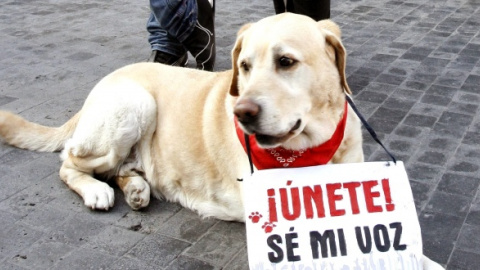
[0,0,479,269]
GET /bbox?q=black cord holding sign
[245,133,255,175]
[345,95,397,164]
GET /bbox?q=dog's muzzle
[234,98,302,147]
[234,98,260,128]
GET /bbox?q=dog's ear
[230,23,252,96]
[318,20,352,95]
[318,19,341,38]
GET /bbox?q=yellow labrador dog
[0,14,445,269]
[0,14,363,220]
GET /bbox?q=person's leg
[292,0,330,20]
[146,13,188,66]
[150,0,197,42]
[272,0,294,14]
[273,0,286,16]
[272,0,330,21]
[149,0,215,71]
[181,0,215,71]
[147,0,197,66]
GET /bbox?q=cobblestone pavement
[0,0,479,269]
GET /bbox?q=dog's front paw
[124,176,150,210]
[82,182,115,210]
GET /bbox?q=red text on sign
[267,178,395,222]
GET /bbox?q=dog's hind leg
[58,79,157,210]
[113,151,151,210]
[116,172,150,210]
[59,141,140,210]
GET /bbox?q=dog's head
[230,13,351,150]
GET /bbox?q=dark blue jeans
[147,0,197,57]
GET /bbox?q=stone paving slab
[0,0,479,269]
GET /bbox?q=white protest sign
[243,161,423,270]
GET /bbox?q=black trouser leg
[292,0,330,20]
[183,0,216,71]
[272,0,330,21]
[273,0,294,14]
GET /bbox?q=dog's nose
[234,98,260,124]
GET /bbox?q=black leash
[345,95,397,164]
[238,95,397,180]
[236,134,255,181]
[245,133,255,175]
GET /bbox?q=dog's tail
[0,110,80,152]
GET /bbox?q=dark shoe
[148,50,188,67]
[183,0,215,71]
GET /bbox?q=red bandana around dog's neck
[235,101,348,170]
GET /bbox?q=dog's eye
[278,56,295,67]
[240,61,250,72]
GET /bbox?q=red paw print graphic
[262,221,276,233]
[248,212,263,223]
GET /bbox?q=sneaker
[148,50,188,67]
[183,0,215,71]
